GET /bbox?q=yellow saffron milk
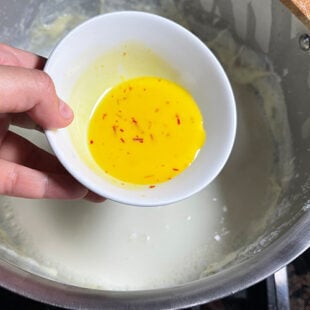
[88,76,205,185]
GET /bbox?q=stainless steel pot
[0,0,309,309]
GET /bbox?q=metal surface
[299,33,310,51]
[0,0,309,309]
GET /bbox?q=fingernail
[59,100,73,119]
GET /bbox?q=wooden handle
[279,0,310,28]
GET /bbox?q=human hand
[0,43,104,202]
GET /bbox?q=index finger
[0,65,73,129]
[0,43,46,69]
[0,158,88,200]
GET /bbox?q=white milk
[6,181,224,290]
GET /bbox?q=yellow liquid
[88,77,205,185]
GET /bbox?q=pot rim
[0,209,309,309]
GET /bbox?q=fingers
[84,191,106,203]
[0,43,73,129]
[0,157,105,201]
[0,130,105,202]
[0,130,66,173]
[0,44,106,202]
[0,65,73,129]
[0,43,46,69]
[0,43,73,130]
[0,158,88,200]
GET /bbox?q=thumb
[0,65,73,129]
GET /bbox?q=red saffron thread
[102,113,107,120]
[133,136,144,143]
[144,175,154,179]
[112,125,118,134]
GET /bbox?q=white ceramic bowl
[44,11,236,206]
